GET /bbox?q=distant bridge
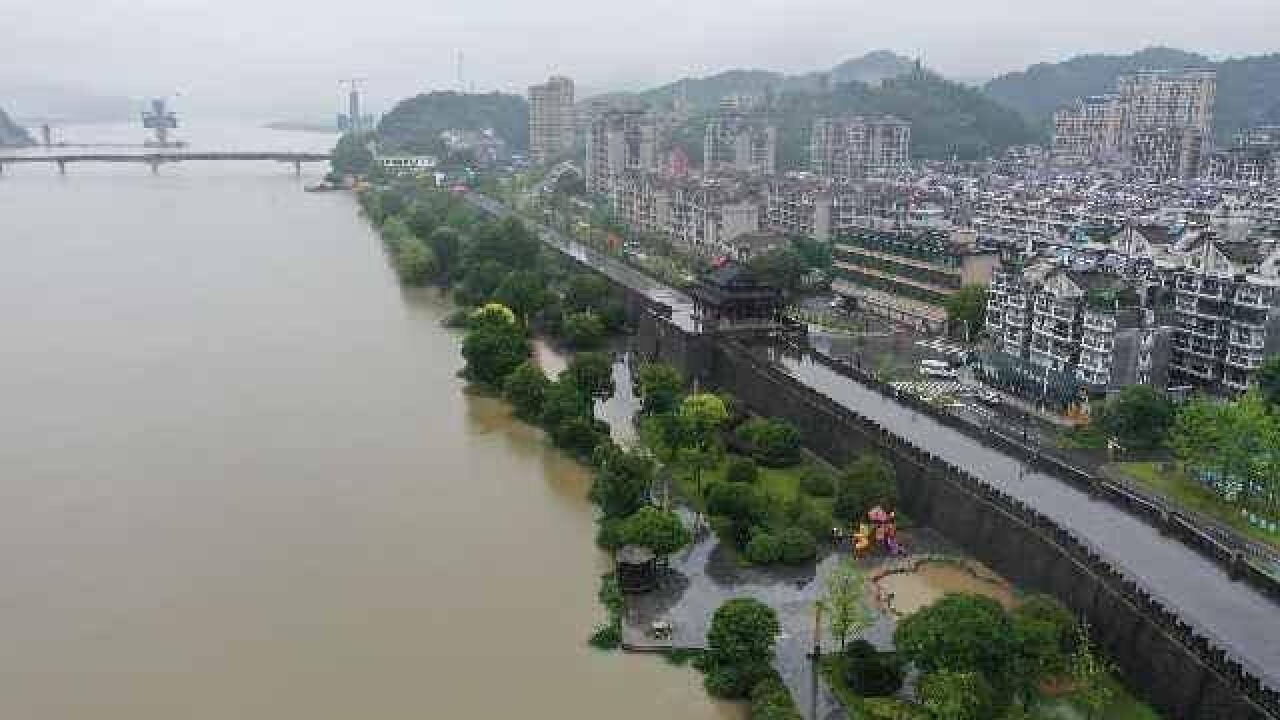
[0,152,331,175]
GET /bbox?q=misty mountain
[983,47,1280,140]
[589,51,918,112]
[5,85,138,123]
[667,68,1037,167]
[0,107,33,146]
[376,91,529,154]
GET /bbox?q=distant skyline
[3,0,1276,120]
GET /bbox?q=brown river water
[0,136,735,719]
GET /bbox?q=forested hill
[590,51,917,113]
[668,69,1037,167]
[376,91,528,154]
[0,107,33,146]
[983,47,1280,140]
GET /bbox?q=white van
[919,359,958,379]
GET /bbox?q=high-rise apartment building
[528,76,575,165]
[584,106,658,195]
[703,112,777,176]
[1117,69,1216,179]
[1051,95,1123,166]
[810,116,911,182]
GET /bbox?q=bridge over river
[462,191,1280,703]
[0,151,330,175]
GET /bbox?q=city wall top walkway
[463,191,1280,691]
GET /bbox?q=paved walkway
[468,191,1280,694]
[765,345,1280,689]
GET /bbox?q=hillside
[669,68,1037,167]
[376,91,528,154]
[590,51,917,113]
[0,107,33,146]
[983,47,1280,140]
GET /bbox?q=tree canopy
[704,598,781,698]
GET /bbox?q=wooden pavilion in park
[688,261,784,329]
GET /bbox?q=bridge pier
[149,159,160,175]
[57,160,66,175]
[293,160,302,177]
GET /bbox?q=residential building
[1205,126,1280,183]
[985,263,1171,395]
[1051,95,1123,167]
[810,116,911,181]
[528,76,575,165]
[1161,235,1280,393]
[584,106,658,195]
[765,176,916,242]
[1117,69,1216,179]
[704,112,777,176]
[610,171,761,257]
[831,227,999,332]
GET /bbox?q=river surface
[0,125,733,719]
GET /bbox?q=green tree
[736,417,802,467]
[637,362,684,416]
[564,351,616,400]
[380,215,413,252]
[457,260,511,305]
[918,669,995,720]
[503,361,551,422]
[776,526,816,564]
[1257,354,1280,407]
[1171,391,1279,509]
[466,217,541,270]
[745,531,783,564]
[1070,623,1115,720]
[704,598,781,698]
[705,481,768,547]
[428,226,463,280]
[589,445,654,519]
[330,131,373,176]
[494,270,548,324]
[944,284,988,340]
[1008,595,1077,704]
[552,415,607,458]
[405,200,439,240]
[395,235,437,285]
[725,456,759,484]
[564,273,610,312]
[563,310,605,349]
[679,393,730,514]
[749,247,807,296]
[893,593,1015,680]
[541,379,593,429]
[619,506,692,556]
[821,560,871,652]
[1092,385,1174,451]
[460,303,530,388]
[833,454,898,523]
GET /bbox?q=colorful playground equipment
[852,506,905,557]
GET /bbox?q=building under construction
[810,116,911,182]
[528,76,575,165]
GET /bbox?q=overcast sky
[3,0,1276,119]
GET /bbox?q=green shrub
[589,621,621,649]
[749,673,803,720]
[777,526,817,564]
[745,530,783,564]
[842,640,904,697]
[799,467,835,496]
[726,456,760,484]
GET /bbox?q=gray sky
[3,0,1276,119]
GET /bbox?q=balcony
[1080,334,1112,353]
[1032,323,1075,343]
[1173,336,1219,359]
[1175,277,1226,300]
[1223,374,1251,392]
[1229,333,1265,350]
[1082,313,1116,332]
[1177,320,1222,340]
[1233,287,1270,309]
[1225,351,1264,370]
[1170,357,1217,380]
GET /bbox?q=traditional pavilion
[615,545,658,593]
[688,261,784,328]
